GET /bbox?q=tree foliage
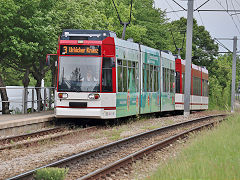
[208,54,240,109]
[170,17,218,67]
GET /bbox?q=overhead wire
[215,0,240,35]
[195,0,205,27]
[171,0,186,11]
[226,0,229,11]
[195,0,211,11]
[111,0,123,24]
[214,38,232,52]
[164,0,180,20]
[111,0,133,25]
[230,0,240,25]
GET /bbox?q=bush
[35,167,68,180]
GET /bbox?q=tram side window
[123,60,127,92]
[143,64,147,92]
[147,64,150,92]
[204,80,208,96]
[154,66,159,92]
[193,77,197,95]
[135,62,139,91]
[143,64,150,92]
[202,79,204,96]
[150,65,154,92]
[163,67,170,92]
[117,59,123,92]
[165,68,170,92]
[206,80,209,96]
[198,78,201,96]
[163,67,167,92]
[128,61,136,92]
[170,69,175,93]
[176,72,180,93]
[102,57,113,92]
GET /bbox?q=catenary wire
[171,0,186,11]
[195,0,211,11]
[214,38,232,52]
[230,0,240,25]
[195,0,205,27]
[164,0,180,19]
[215,0,240,35]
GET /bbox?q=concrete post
[231,36,237,112]
[184,0,194,116]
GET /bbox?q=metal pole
[37,88,40,112]
[44,88,46,111]
[49,88,51,110]
[31,88,34,113]
[22,88,25,114]
[231,36,237,112]
[22,87,28,114]
[184,0,194,116]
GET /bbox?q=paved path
[0,111,54,123]
[0,111,55,131]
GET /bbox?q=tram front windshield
[58,56,101,92]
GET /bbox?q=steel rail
[0,126,96,151]
[79,119,223,180]
[7,114,226,180]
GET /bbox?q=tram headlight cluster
[88,93,100,100]
[58,93,68,99]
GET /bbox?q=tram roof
[61,29,117,41]
[114,37,139,51]
[160,50,175,61]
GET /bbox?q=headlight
[58,93,68,99]
[88,93,100,100]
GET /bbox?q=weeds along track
[0,126,96,151]
[8,114,226,180]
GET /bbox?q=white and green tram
[53,30,207,119]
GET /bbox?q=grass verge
[148,114,240,180]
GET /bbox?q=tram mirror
[46,54,57,66]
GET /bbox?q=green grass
[104,128,124,141]
[35,167,68,180]
[148,114,240,180]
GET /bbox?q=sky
[155,0,240,53]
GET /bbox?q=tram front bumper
[55,107,116,119]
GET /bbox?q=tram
[48,29,208,119]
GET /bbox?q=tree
[170,17,218,67]
[0,0,19,113]
[208,54,240,109]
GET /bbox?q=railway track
[8,114,226,180]
[0,126,96,151]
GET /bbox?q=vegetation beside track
[148,114,240,180]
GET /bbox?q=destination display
[60,45,101,55]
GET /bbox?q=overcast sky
[155,0,240,53]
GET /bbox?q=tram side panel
[115,38,140,118]
[160,51,175,112]
[201,68,209,109]
[139,45,161,115]
[175,59,184,110]
[191,64,202,110]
